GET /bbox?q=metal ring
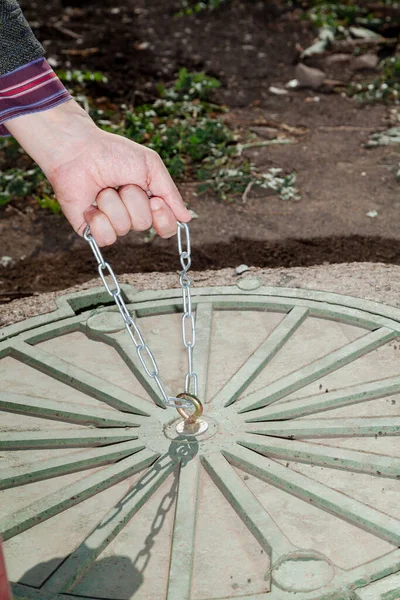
[83,225,92,241]
[176,392,203,424]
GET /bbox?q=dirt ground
[1,0,400,301]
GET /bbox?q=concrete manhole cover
[1,283,400,600]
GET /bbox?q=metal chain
[177,222,198,397]
[83,223,195,411]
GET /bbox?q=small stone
[349,26,381,40]
[352,53,379,72]
[295,63,326,90]
[0,256,13,268]
[235,264,249,275]
[325,53,352,65]
[269,86,288,96]
[47,56,59,67]
[367,209,378,218]
[286,78,299,89]
[237,277,262,291]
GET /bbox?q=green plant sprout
[176,0,228,17]
[349,55,400,104]
[0,69,299,209]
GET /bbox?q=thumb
[53,169,99,236]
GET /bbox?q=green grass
[301,0,399,31]
[56,69,108,86]
[176,0,228,16]
[0,68,299,210]
[349,55,400,104]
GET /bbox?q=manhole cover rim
[2,285,400,600]
[3,284,400,342]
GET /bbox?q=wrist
[5,99,98,177]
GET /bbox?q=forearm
[5,98,97,177]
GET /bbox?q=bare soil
[1,0,400,301]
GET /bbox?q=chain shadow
[13,439,198,599]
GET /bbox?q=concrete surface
[2,262,400,327]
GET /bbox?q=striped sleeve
[0,57,72,136]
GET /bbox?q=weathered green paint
[0,439,140,489]
[0,448,157,541]
[241,437,400,478]
[218,306,308,407]
[10,341,155,416]
[353,572,400,599]
[240,327,397,414]
[0,428,138,450]
[166,454,200,600]
[2,285,400,600]
[253,375,400,421]
[41,455,176,594]
[202,452,294,559]
[89,329,166,409]
[224,445,400,546]
[0,391,143,428]
[246,418,400,438]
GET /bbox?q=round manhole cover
[1,284,400,600]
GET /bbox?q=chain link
[84,223,197,411]
[177,222,198,397]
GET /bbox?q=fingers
[83,186,178,245]
[83,205,117,247]
[150,197,177,238]
[119,184,153,231]
[146,150,192,223]
[119,185,177,238]
[97,188,131,236]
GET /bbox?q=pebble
[352,53,379,72]
[295,63,326,90]
[235,264,250,275]
[0,256,13,268]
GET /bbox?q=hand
[5,99,191,246]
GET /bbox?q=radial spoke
[240,436,400,478]
[224,445,400,545]
[11,584,54,600]
[0,391,143,428]
[342,548,400,591]
[96,330,166,408]
[11,583,99,600]
[250,375,400,421]
[0,439,142,489]
[212,307,308,408]
[166,456,200,600]
[202,452,294,559]
[193,303,213,402]
[0,429,137,450]
[237,327,397,413]
[0,447,158,541]
[11,341,156,416]
[246,417,400,438]
[42,453,176,595]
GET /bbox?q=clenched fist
[6,99,191,246]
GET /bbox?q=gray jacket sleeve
[0,0,44,76]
